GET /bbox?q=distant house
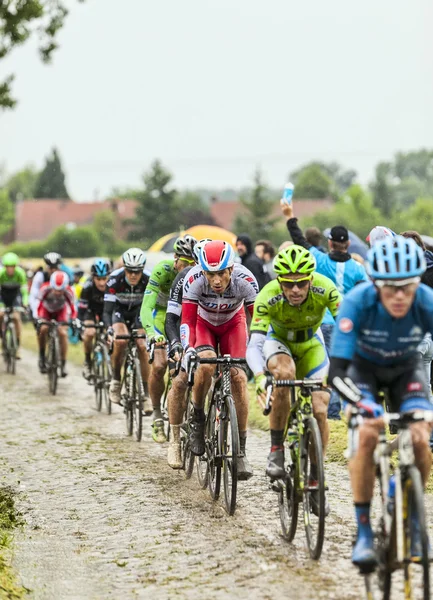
[13,198,138,242]
[209,198,334,231]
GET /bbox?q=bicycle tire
[208,397,221,501]
[278,460,299,542]
[301,416,325,560]
[125,365,133,437]
[183,388,195,479]
[102,345,112,415]
[5,325,16,374]
[93,348,103,412]
[48,335,59,395]
[133,357,144,442]
[161,377,171,440]
[222,394,239,516]
[196,388,212,489]
[403,465,430,600]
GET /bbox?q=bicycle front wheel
[278,454,299,542]
[402,465,430,600]
[48,335,59,395]
[301,417,325,560]
[133,358,144,442]
[93,349,103,412]
[222,395,239,516]
[182,388,195,479]
[102,345,112,415]
[4,324,17,375]
[208,400,221,501]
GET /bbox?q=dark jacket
[422,250,433,289]
[236,234,270,290]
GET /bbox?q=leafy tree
[0,1,85,109]
[129,160,177,244]
[390,198,433,235]
[394,150,433,182]
[234,168,279,243]
[34,148,69,199]
[371,161,395,218]
[48,225,101,257]
[291,164,334,199]
[0,188,14,239]
[291,161,356,196]
[174,191,215,229]
[301,184,383,240]
[5,166,39,202]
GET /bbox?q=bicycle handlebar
[263,378,326,416]
[115,332,147,340]
[81,322,105,329]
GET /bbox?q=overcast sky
[1,0,432,200]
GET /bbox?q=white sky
[1,0,433,200]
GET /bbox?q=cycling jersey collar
[328,250,351,262]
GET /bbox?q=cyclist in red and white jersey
[37,271,77,376]
[180,240,259,480]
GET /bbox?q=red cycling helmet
[50,271,69,291]
[199,240,235,272]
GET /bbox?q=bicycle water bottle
[281,182,294,206]
[387,475,396,515]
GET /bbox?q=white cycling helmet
[44,252,62,267]
[192,238,212,263]
[122,248,147,271]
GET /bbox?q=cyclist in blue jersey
[328,236,433,570]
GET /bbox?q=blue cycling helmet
[366,235,426,280]
[91,258,111,277]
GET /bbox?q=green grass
[21,323,83,367]
[0,488,28,599]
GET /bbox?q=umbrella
[323,228,368,259]
[148,225,237,253]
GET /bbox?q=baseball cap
[328,226,349,243]
[366,226,395,246]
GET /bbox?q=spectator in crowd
[281,201,368,419]
[255,239,277,280]
[305,226,326,253]
[236,234,270,289]
[400,230,433,404]
[366,225,396,247]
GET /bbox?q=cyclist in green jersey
[140,236,197,443]
[246,245,341,511]
[0,252,29,359]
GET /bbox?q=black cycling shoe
[237,453,254,481]
[38,357,47,374]
[266,448,286,480]
[189,418,205,456]
[309,484,330,517]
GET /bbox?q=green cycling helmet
[2,252,19,267]
[273,245,316,276]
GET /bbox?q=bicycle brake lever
[263,385,273,416]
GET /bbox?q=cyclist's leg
[295,331,330,451]
[392,360,433,485]
[167,370,188,468]
[134,317,152,414]
[57,306,70,376]
[109,318,129,404]
[148,307,167,420]
[263,332,296,478]
[219,312,252,479]
[82,312,96,378]
[346,361,381,566]
[37,306,51,368]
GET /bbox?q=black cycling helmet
[173,235,197,259]
[44,252,62,267]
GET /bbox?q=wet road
[0,349,421,599]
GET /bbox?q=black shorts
[82,309,103,322]
[112,309,142,330]
[348,355,431,412]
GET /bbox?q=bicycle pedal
[270,480,284,493]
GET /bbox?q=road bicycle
[82,322,112,414]
[188,354,246,516]
[116,330,147,442]
[264,377,327,559]
[347,408,433,600]
[1,306,24,374]
[38,319,71,395]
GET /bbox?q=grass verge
[0,488,27,599]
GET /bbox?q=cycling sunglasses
[278,276,311,290]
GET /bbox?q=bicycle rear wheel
[222,395,239,516]
[182,388,195,479]
[208,399,221,501]
[301,417,325,560]
[133,358,144,442]
[196,388,212,489]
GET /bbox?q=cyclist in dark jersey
[103,248,150,410]
[77,258,111,380]
[165,239,210,468]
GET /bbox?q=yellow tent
[148,225,237,253]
